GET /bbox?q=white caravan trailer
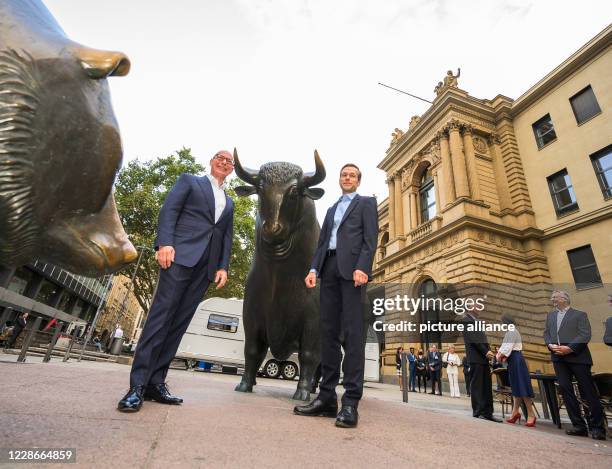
[176,297,381,382]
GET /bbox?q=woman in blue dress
[496,314,536,427]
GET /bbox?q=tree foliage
[114,148,255,313]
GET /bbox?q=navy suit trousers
[318,255,365,407]
[130,247,211,387]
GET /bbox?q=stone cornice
[511,24,612,116]
[540,203,612,239]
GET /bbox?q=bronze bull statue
[234,150,325,400]
[0,0,137,275]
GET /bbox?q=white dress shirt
[498,328,523,357]
[206,174,227,223]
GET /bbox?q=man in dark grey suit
[462,303,500,422]
[544,290,606,440]
[118,150,235,412]
[294,163,378,428]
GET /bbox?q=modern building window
[532,114,557,149]
[570,85,601,124]
[35,280,59,305]
[567,245,602,288]
[207,314,239,333]
[547,169,578,216]
[419,168,436,223]
[6,267,34,295]
[591,144,612,198]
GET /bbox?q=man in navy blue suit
[118,150,235,412]
[294,163,378,428]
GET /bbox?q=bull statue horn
[302,150,326,187]
[233,147,259,186]
[76,47,131,79]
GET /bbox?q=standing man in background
[118,150,235,412]
[294,163,378,429]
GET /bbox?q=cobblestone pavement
[1,354,610,468]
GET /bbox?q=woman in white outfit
[443,345,461,397]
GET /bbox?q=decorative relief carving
[447,119,462,131]
[487,133,501,146]
[461,123,473,135]
[473,136,487,153]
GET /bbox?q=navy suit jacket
[543,308,593,365]
[310,194,378,281]
[154,174,234,276]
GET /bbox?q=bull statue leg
[235,335,267,393]
[293,318,320,401]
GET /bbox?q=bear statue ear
[235,185,257,197]
[303,187,324,200]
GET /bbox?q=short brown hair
[340,163,361,181]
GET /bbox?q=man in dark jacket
[295,163,378,428]
[462,303,500,422]
[544,290,606,440]
[6,311,28,348]
[117,150,235,413]
[428,344,442,395]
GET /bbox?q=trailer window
[207,314,239,333]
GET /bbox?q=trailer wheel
[281,362,298,380]
[264,359,281,378]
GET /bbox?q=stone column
[462,124,482,201]
[448,120,470,199]
[488,133,512,211]
[387,176,396,239]
[393,171,404,237]
[402,172,412,234]
[410,188,418,229]
[438,130,456,206]
[433,169,442,214]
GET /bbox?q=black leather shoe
[478,415,502,423]
[592,430,607,441]
[117,385,145,412]
[566,427,588,437]
[294,398,337,417]
[144,383,183,404]
[335,405,358,428]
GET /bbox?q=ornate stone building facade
[96,274,145,343]
[374,25,612,383]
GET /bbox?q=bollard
[17,316,42,363]
[63,328,79,362]
[43,326,62,363]
[401,352,409,403]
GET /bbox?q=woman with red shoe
[497,314,537,427]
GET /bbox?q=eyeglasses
[214,155,234,166]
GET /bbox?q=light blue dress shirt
[309,192,357,275]
[328,192,357,250]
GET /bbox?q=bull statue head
[234,149,326,252]
[0,0,137,275]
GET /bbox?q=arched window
[418,279,440,350]
[419,167,436,223]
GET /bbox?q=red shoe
[505,413,521,424]
[525,416,537,427]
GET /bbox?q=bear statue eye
[288,186,298,197]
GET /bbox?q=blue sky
[44,0,612,220]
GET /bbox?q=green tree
[114,148,255,313]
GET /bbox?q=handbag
[442,352,448,368]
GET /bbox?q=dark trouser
[417,372,427,392]
[470,363,493,417]
[6,327,23,348]
[430,369,442,394]
[130,249,211,387]
[409,365,416,390]
[464,370,471,395]
[318,255,365,408]
[553,360,605,431]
